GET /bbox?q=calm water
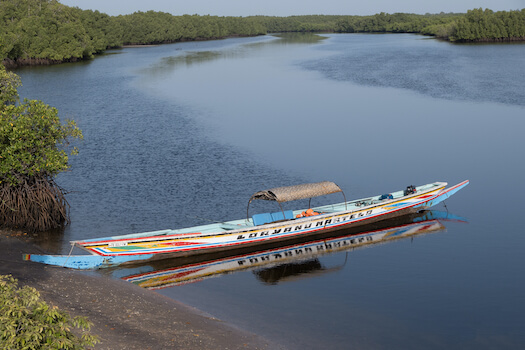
[15,33,525,349]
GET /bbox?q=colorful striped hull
[23,180,468,269]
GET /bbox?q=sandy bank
[0,232,277,349]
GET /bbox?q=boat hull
[123,210,464,289]
[23,180,469,269]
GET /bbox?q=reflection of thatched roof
[253,259,323,285]
[249,181,343,203]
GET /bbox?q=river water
[15,33,525,349]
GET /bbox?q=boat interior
[168,182,444,235]
[75,182,445,245]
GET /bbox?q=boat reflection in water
[116,210,466,289]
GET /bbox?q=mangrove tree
[0,65,82,231]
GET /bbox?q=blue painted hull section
[23,253,155,269]
[415,180,469,209]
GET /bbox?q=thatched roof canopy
[249,181,343,203]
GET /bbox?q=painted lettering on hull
[236,210,374,241]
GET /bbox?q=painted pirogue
[23,180,469,269]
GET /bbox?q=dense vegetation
[253,15,349,33]
[0,65,82,231]
[453,8,525,41]
[334,9,525,41]
[1,1,524,66]
[0,0,266,66]
[0,275,98,349]
[333,12,463,37]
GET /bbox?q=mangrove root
[0,177,70,232]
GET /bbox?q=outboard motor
[404,185,416,196]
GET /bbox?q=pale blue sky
[60,0,524,17]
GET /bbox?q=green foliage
[333,9,525,41]
[0,66,83,187]
[0,275,99,349]
[0,67,21,105]
[1,0,93,62]
[451,8,525,41]
[113,12,266,45]
[74,8,123,52]
[334,12,463,35]
[0,100,83,186]
[0,0,268,63]
[1,1,525,64]
[1,58,80,231]
[252,15,347,33]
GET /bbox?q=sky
[60,0,524,17]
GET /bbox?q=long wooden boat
[121,210,466,290]
[23,180,468,269]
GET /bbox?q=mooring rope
[63,243,75,267]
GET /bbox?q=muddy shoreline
[0,232,278,349]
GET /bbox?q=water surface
[15,33,525,349]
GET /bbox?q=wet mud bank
[0,232,277,349]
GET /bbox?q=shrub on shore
[0,65,82,231]
[0,275,99,349]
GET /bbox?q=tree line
[1,1,524,66]
[0,0,266,66]
[452,8,525,41]
[333,8,525,41]
[333,12,463,37]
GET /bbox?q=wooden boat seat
[252,210,294,226]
